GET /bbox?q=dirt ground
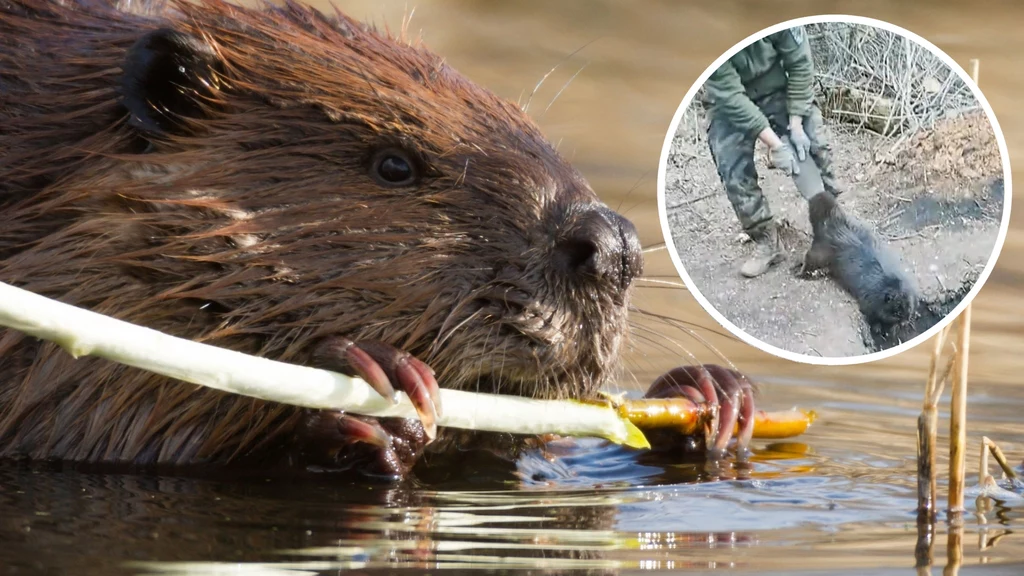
[664,109,1005,359]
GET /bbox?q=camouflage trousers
[707,90,838,240]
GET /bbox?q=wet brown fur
[0,0,635,466]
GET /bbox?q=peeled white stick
[0,281,650,449]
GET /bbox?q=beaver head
[870,272,919,328]
[1,0,642,411]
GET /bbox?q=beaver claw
[300,411,430,479]
[312,337,441,440]
[644,364,756,460]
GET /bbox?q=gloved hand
[769,142,800,176]
[789,123,811,162]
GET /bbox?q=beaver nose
[553,206,643,291]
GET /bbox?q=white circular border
[656,14,1013,366]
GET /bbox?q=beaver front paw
[298,411,430,480]
[311,337,441,438]
[293,338,442,480]
[642,364,756,461]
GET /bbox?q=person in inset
[704,25,839,278]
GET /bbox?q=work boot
[740,222,783,278]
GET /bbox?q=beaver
[799,191,918,339]
[0,0,755,479]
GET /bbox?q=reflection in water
[2,377,1022,574]
[2,0,1023,574]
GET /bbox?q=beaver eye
[370,149,418,187]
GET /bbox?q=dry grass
[807,22,978,136]
[672,100,707,159]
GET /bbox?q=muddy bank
[664,110,1005,358]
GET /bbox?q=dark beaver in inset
[0,0,754,479]
[799,191,918,339]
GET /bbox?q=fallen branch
[979,436,1019,484]
[613,397,815,439]
[0,281,816,451]
[808,22,975,135]
[0,281,650,449]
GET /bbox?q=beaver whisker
[629,306,736,342]
[624,325,747,397]
[617,198,648,220]
[629,314,740,378]
[493,328,512,396]
[616,340,656,391]
[523,37,597,114]
[628,324,701,368]
[472,324,499,396]
[434,286,493,350]
[634,277,688,289]
[477,287,536,311]
[612,170,651,214]
[540,61,589,118]
[633,283,688,291]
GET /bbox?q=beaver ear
[121,28,223,135]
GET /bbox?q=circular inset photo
[658,16,1011,364]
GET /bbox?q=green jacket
[705,27,815,137]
